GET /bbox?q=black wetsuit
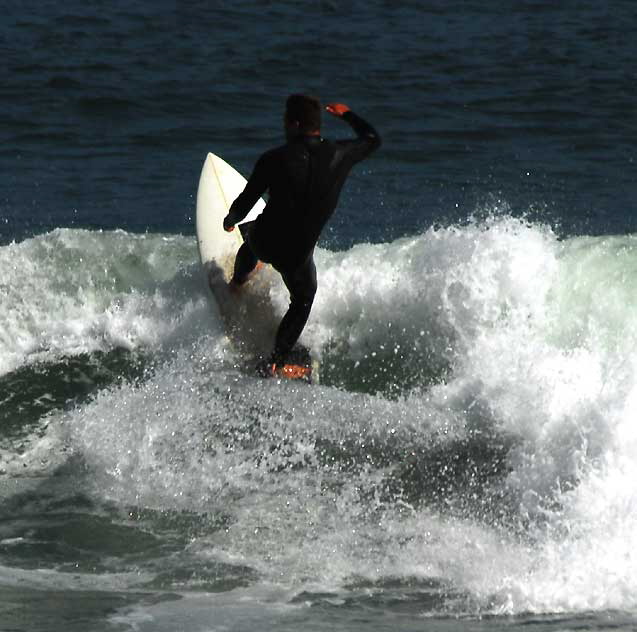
[226,110,381,364]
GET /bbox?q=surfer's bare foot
[228,261,264,294]
[227,279,243,295]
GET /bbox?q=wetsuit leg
[270,256,317,365]
[231,242,259,285]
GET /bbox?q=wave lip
[0,228,209,377]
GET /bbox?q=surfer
[223,94,381,375]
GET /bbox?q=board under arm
[226,154,270,225]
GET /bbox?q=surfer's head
[285,94,321,138]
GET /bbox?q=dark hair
[285,94,321,132]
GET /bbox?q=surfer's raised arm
[326,103,381,164]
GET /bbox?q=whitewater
[2,215,637,627]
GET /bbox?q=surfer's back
[251,111,381,266]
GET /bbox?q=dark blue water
[2,2,637,631]
[2,1,635,246]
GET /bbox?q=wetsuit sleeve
[226,153,270,225]
[338,110,382,164]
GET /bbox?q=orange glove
[325,103,350,117]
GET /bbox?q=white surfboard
[195,152,316,382]
[195,152,264,278]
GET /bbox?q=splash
[7,218,637,614]
[0,228,211,376]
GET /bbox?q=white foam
[109,588,300,632]
[0,228,213,376]
[0,562,152,592]
[0,416,68,480]
[17,217,637,615]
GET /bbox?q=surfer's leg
[230,242,259,286]
[270,257,317,365]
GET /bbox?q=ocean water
[2,2,637,631]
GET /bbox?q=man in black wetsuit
[223,94,381,375]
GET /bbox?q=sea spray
[0,229,209,376]
[7,217,637,614]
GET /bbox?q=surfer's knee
[297,265,317,302]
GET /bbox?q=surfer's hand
[223,215,235,232]
[325,103,350,117]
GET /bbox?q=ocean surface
[1,1,637,631]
